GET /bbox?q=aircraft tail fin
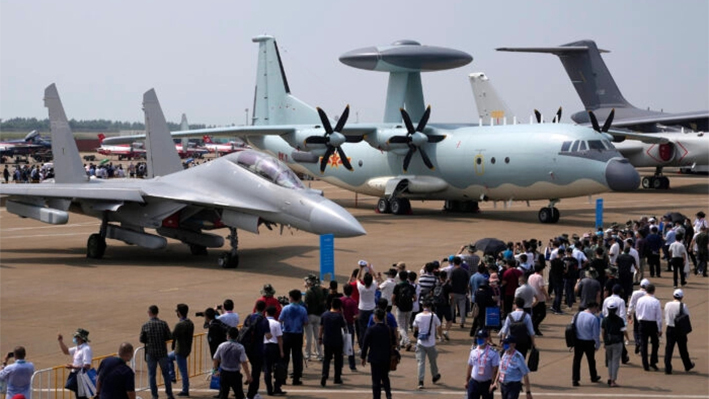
[143,89,184,178]
[180,113,189,131]
[98,133,106,144]
[203,135,213,144]
[251,35,320,126]
[497,40,632,110]
[469,72,516,124]
[44,84,88,184]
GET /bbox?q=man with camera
[0,347,34,399]
[412,300,442,390]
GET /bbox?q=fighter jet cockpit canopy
[230,150,305,190]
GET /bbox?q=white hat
[673,289,684,298]
[358,260,368,267]
[648,217,656,223]
[640,278,650,288]
[607,302,618,310]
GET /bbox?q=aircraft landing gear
[641,167,670,190]
[376,198,390,213]
[538,200,560,224]
[189,244,208,256]
[376,197,411,215]
[218,228,239,268]
[86,233,106,259]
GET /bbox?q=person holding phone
[0,347,34,399]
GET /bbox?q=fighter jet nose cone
[310,200,366,238]
[605,158,640,192]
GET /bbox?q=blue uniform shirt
[468,345,500,382]
[498,350,529,383]
[278,303,308,333]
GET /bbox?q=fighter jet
[105,36,640,224]
[0,84,365,268]
[497,40,709,188]
[0,130,51,159]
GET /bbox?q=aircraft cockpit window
[602,139,615,149]
[588,140,605,150]
[232,151,305,190]
[570,140,580,152]
[578,141,587,151]
[560,141,572,152]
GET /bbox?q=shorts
[435,305,452,322]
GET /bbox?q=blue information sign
[320,234,335,282]
[596,198,604,229]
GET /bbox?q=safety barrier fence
[23,333,209,399]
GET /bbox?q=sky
[1,0,708,127]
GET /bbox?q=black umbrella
[474,238,507,256]
[664,212,687,224]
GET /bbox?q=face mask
[503,343,510,351]
[476,338,486,346]
[72,337,78,345]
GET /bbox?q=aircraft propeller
[388,106,436,172]
[305,105,357,173]
[534,107,562,123]
[588,108,615,133]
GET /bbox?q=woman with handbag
[663,289,695,374]
[58,329,93,399]
[601,302,627,387]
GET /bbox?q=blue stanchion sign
[320,234,335,281]
[596,198,603,229]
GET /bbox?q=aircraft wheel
[86,233,106,259]
[376,198,391,214]
[218,252,239,269]
[538,208,553,224]
[641,176,651,189]
[659,176,670,189]
[189,244,208,256]
[401,199,411,213]
[652,177,663,189]
[390,198,409,215]
[550,207,560,223]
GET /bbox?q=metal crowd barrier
[26,333,208,399]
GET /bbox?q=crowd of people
[1,211,706,399]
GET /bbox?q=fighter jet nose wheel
[86,233,106,259]
[218,252,239,268]
[538,207,560,224]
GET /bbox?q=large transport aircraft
[0,84,365,268]
[105,36,640,224]
[496,40,709,189]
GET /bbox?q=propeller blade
[316,107,333,134]
[305,136,328,144]
[402,146,416,172]
[388,136,408,144]
[601,109,615,132]
[400,108,415,133]
[419,147,434,170]
[320,146,335,173]
[588,111,601,132]
[555,107,563,123]
[333,105,350,132]
[345,135,363,143]
[415,106,431,132]
[534,109,542,123]
[336,146,353,171]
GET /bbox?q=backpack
[237,314,263,351]
[506,312,531,347]
[396,282,415,312]
[432,282,448,306]
[565,312,580,348]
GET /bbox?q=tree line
[0,117,208,132]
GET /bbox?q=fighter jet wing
[100,124,381,145]
[0,181,145,203]
[605,110,709,130]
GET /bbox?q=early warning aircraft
[0,84,365,268]
[496,40,709,189]
[106,36,640,224]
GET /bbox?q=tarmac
[1,167,708,398]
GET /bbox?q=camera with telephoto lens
[195,312,205,317]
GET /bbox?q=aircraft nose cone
[605,158,640,192]
[310,200,366,237]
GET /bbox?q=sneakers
[406,343,413,352]
[432,374,441,383]
[443,331,450,341]
[320,376,327,387]
[686,362,696,372]
[291,380,303,386]
[176,392,189,397]
[418,381,424,389]
[591,376,602,383]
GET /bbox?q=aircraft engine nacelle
[6,200,69,224]
[646,142,676,164]
[282,129,329,154]
[363,129,411,155]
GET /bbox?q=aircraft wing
[604,129,670,145]
[100,124,381,145]
[606,110,709,130]
[0,182,145,202]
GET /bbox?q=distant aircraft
[96,133,146,160]
[105,36,641,224]
[203,135,247,156]
[0,84,365,268]
[496,40,709,188]
[0,130,51,158]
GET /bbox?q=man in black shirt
[243,301,270,399]
[361,309,395,399]
[319,298,346,387]
[97,342,135,399]
[450,257,470,329]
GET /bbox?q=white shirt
[602,295,627,320]
[413,311,441,348]
[664,301,690,327]
[627,289,646,316]
[609,242,620,265]
[69,343,92,368]
[573,248,588,266]
[378,278,397,306]
[264,316,282,344]
[217,311,240,328]
[628,247,640,269]
[636,294,663,330]
[357,281,377,311]
[669,241,687,259]
[411,283,421,313]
